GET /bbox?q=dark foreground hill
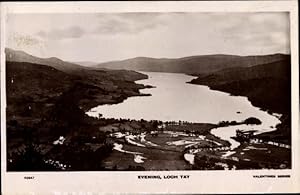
[6,61,147,119]
[6,48,156,171]
[95,54,288,74]
[6,51,148,165]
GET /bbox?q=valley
[5,49,291,171]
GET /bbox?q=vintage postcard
[1,1,299,194]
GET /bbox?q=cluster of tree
[217,117,261,127]
[217,120,239,127]
[243,117,262,125]
[7,144,59,171]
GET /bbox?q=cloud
[36,26,85,40]
[93,13,166,35]
[6,33,46,56]
[221,12,289,35]
[212,12,290,54]
[6,12,290,62]
[9,33,41,47]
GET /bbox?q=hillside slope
[5,48,87,73]
[72,61,98,67]
[6,61,74,118]
[95,54,288,74]
[189,58,291,114]
[6,61,147,119]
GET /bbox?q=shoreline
[6,67,291,171]
[85,71,283,138]
[185,82,289,143]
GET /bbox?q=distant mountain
[72,61,98,67]
[5,48,87,73]
[191,55,290,84]
[95,54,289,74]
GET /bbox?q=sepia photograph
[5,11,292,171]
[1,1,299,194]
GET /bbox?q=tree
[244,117,262,125]
[8,144,58,171]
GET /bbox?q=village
[96,119,291,170]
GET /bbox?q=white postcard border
[1,1,299,194]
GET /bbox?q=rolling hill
[6,51,148,123]
[5,51,151,171]
[95,54,289,74]
[189,57,291,114]
[72,61,98,67]
[5,48,87,73]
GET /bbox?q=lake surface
[86,71,280,132]
[86,71,283,163]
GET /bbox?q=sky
[6,12,290,62]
